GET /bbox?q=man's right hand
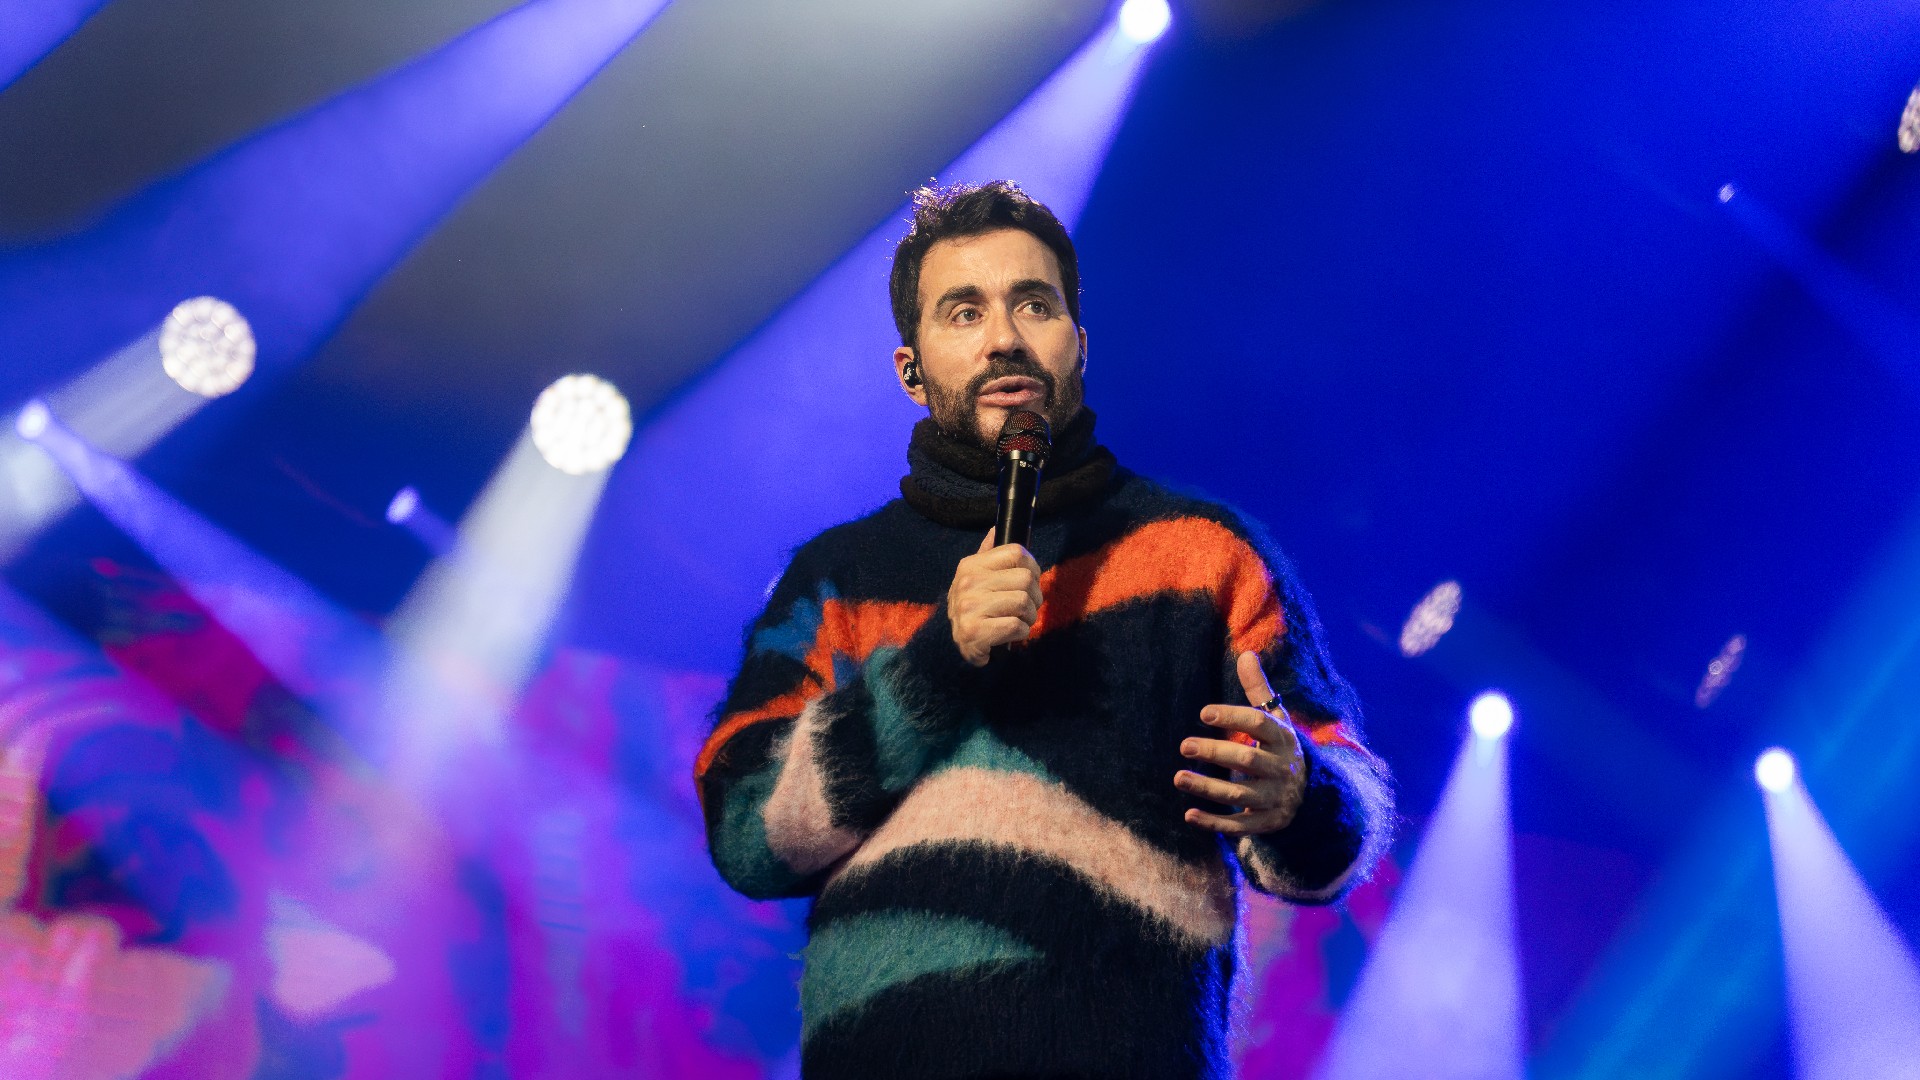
[948,531,1044,667]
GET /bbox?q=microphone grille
[996,410,1052,457]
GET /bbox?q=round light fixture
[1755,747,1796,793]
[386,486,421,525]
[529,374,633,475]
[15,399,51,440]
[1468,691,1514,740]
[1119,0,1171,44]
[1400,580,1463,657]
[160,296,256,398]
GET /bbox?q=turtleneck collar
[899,407,1118,529]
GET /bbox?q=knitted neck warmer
[900,407,1118,528]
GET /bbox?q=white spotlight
[1400,580,1463,657]
[15,400,51,440]
[386,486,421,525]
[529,374,632,476]
[1469,691,1514,741]
[1118,0,1171,44]
[160,297,256,399]
[1756,747,1797,793]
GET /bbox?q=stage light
[1765,770,1920,1079]
[14,400,50,440]
[1118,0,1172,43]
[1317,721,1522,1080]
[159,297,256,399]
[1717,183,1737,203]
[530,374,632,476]
[386,486,421,525]
[1400,579,1462,657]
[1469,691,1514,740]
[1756,747,1796,793]
[1899,83,1920,154]
[1694,633,1746,708]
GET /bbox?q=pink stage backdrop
[0,561,1395,1078]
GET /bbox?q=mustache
[963,353,1057,404]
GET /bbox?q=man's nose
[983,305,1028,359]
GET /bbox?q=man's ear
[1077,327,1089,375]
[894,345,928,407]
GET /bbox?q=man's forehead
[919,228,1064,296]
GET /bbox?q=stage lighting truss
[1900,82,1920,154]
[529,373,633,475]
[160,297,256,398]
[1400,580,1462,657]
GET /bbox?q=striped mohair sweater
[697,438,1392,1079]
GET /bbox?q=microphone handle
[992,450,1045,661]
[994,450,1044,548]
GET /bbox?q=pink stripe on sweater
[761,699,863,875]
[833,768,1236,946]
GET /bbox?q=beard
[922,349,1085,452]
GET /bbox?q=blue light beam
[24,412,383,736]
[0,0,673,404]
[1764,767,1920,1079]
[1313,711,1524,1080]
[578,15,1160,667]
[383,433,610,787]
[0,0,111,91]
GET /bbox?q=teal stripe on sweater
[936,726,1055,780]
[711,752,805,898]
[801,910,1041,1036]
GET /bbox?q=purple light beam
[0,0,111,91]
[0,0,672,399]
[1764,772,1920,1080]
[578,18,1157,667]
[1314,727,1524,1080]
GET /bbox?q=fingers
[1173,769,1278,810]
[951,536,1046,665]
[1197,706,1289,751]
[1180,735,1287,779]
[955,617,1032,666]
[968,540,1042,576]
[978,567,1044,608]
[1183,805,1296,837]
[970,589,1039,621]
[1236,651,1284,718]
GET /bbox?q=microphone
[993,410,1052,550]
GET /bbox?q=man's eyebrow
[1009,278,1065,303]
[932,284,986,313]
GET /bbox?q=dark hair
[888,180,1081,349]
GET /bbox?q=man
[696,180,1392,1079]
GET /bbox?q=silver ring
[1256,696,1282,714]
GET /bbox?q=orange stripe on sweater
[695,599,934,780]
[1032,517,1284,655]
[701,518,1287,778]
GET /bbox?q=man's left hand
[1175,651,1307,837]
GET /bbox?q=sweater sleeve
[1220,525,1395,905]
[695,544,989,900]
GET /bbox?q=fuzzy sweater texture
[697,413,1393,1079]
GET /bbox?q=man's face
[896,227,1086,450]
